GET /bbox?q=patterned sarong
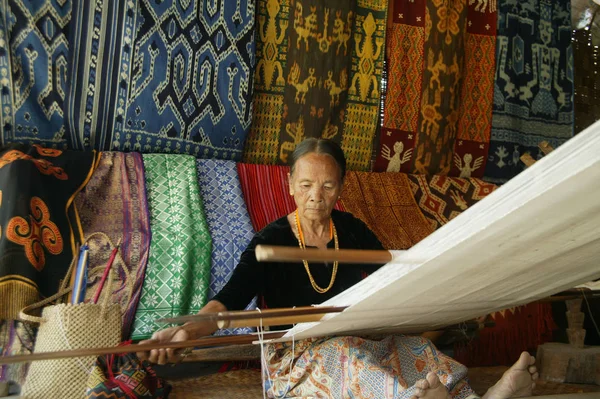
[242,0,388,171]
[236,163,345,232]
[0,144,97,319]
[264,335,477,399]
[131,155,211,340]
[74,152,151,339]
[196,159,257,335]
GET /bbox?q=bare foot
[410,371,451,399]
[483,352,539,399]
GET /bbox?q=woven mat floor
[168,367,600,398]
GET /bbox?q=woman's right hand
[136,326,191,365]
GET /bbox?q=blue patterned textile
[196,159,257,335]
[485,0,574,183]
[0,1,71,148]
[1,0,255,160]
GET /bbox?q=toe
[532,372,539,381]
[426,371,442,389]
[415,379,429,390]
[414,387,423,397]
[529,365,537,374]
[513,351,533,371]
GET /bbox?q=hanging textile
[242,0,387,171]
[74,152,151,339]
[572,1,600,133]
[406,174,497,230]
[131,155,211,340]
[484,0,574,183]
[236,163,345,232]
[455,303,556,367]
[0,144,96,319]
[0,320,36,388]
[375,0,497,178]
[339,171,433,250]
[0,1,255,159]
[196,159,257,336]
[0,1,72,148]
[264,335,477,398]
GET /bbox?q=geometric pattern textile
[242,0,388,171]
[264,335,477,399]
[196,159,257,336]
[406,174,497,230]
[1,0,256,161]
[75,152,151,339]
[485,0,574,183]
[376,0,498,179]
[340,171,434,250]
[236,163,345,233]
[0,1,72,148]
[131,154,211,341]
[0,144,96,319]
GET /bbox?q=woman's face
[289,152,343,222]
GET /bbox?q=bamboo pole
[218,313,329,329]
[0,331,286,365]
[255,245,394,264]
[159,305,347,324]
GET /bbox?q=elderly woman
[139,139,538,399]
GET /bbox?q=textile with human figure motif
[484,0,573,183]
[264,335,477,398]
[242,0,387,171]
[376,0,497,178]
[407,174,497,230]
[0,144,96,320]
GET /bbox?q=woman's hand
[136,326,190,365]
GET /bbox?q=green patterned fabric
[131,154,211,340]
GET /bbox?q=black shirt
[213,210,385,311]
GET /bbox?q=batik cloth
[242,0,387,171]
[74,152,151,339]
[485,0,574,183]
[406,174,497,230]
[340,171,433,250]
[196,159,257,336]
[0,320,36,387]
[0,1,256,159]
[376,0,497,179]
[236,163,345,232]
[264,335,477,399]
[131,154,211,340]
[0,144,96,319]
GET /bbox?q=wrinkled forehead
[291,153,343,181]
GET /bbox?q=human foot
[410,371,451,399]
[483,352,539,399]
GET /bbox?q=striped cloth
[131,155,211,340]
[236,163,345,232]
[75,152,151,339]
[196,159,257,336]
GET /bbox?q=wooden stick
[255,245,393,264]
[218,313,329,329]
[159,305,347,325]
[0,331,286,365]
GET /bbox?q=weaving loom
[271,119,600,342]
